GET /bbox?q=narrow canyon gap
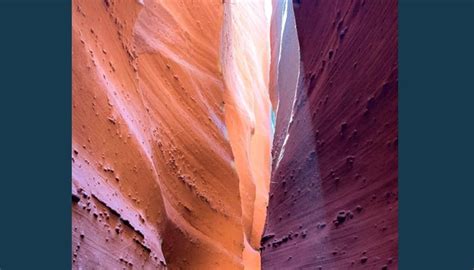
[72,0,398,269]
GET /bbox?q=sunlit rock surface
[72,0,271,269]
[262,0,398,269]
[221,1,273,268]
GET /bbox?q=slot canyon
[72,0,397,269]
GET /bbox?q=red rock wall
[262,0,398,269]
[72,0,271,269]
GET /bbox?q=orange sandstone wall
[72,0,271,269]
[221,0,273,268]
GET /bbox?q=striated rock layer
[72,0,271,269]
[262,0,398,269]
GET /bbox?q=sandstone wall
[262,0,398,269]
[72,0,271,269]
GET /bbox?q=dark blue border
[400,0,474,268]
[0,0,71,268]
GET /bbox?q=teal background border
[400,0,474,268]
[0,0,71,269]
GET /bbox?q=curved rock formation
[221,1,273,268]
[262,0,398,269]
[72,0,398,268]
[72,0,271,269]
